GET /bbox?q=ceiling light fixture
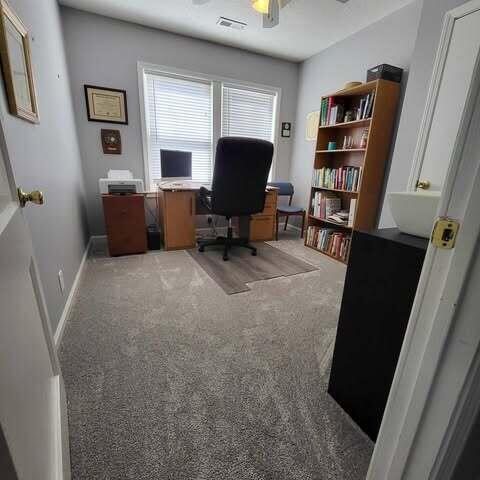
[252,0,270,14]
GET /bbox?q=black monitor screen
[160,150,192,179]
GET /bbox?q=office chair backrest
[211,137,274,217]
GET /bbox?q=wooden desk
[157,183,278,251]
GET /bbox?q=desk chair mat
[188,242,317,295]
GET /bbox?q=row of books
[320,92,376,126]
[312,166,362,192]
[306,227,351,261]
[311,192,357,227]
[320,97,344,126]
[357,92,375,120]
[311,191,340,219]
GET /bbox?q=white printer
[99,170,145,194]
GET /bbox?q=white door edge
[368,2,480,477]
[0,201,16,235]
[406,0,480,191]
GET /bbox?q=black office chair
[198,137,274,261]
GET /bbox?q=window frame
[138,62,281,190]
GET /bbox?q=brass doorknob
[416,180,431,190]
[17,188,44,207]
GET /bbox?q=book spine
[348,199,357,227]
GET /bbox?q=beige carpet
[59,234,373,480]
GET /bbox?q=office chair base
[198,236,257,261]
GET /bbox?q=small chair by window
[268,182,306,240]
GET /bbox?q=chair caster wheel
[199,246,205,253]
[251,250,257,256]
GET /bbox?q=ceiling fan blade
[263,0,280,28]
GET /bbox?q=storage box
[367,64,403,84]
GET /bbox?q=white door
[415,9,480,191]
[0,120,66,477]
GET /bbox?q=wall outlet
[58,270,65,295]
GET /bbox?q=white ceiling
[58,0,415,62]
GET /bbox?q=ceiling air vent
[217,17,247,30]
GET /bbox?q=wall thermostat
[281,122,291,138]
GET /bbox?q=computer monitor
[160,150,192,181]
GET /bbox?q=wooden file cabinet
[102,194,147,256]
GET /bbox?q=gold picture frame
[0,0,39,123]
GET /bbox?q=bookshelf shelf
[309,215,352,229]
[306,79,401,265]
[319,118,371,130]
[305,244,348,265]
[316,148,366,153]
[312,186,359,194]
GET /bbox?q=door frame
[0,105,70,479]
[368,2,480,478]
[407,0,480,190]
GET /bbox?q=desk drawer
[250,215,275,241]
[254,191,277,216]
[260,203,276,216]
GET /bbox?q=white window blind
[145,73,213,183]
[221,85,276,142]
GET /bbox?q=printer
[99,170,145,195]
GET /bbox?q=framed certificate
[0,0,39,123]
[84,85,128,124]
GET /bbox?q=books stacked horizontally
[311,191,341,219]
[312,166,362,192]
[320,97,344,126]
[357,92,375,120]
[306,227,351,261]
[311,192,357,227]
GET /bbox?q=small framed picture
[0,0,39,123]
[84,85,128,124]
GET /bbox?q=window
[145,74,213,183]
[141,66,279,188]
[222,85,276,143]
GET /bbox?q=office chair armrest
[199,186,212,210]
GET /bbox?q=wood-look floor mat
[188,242,317,294]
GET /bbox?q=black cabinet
[328,228,428,441]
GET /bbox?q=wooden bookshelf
[305,79,400,264]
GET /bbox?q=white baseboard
[90,234,107,241]
[287,223,302,232]
[52,375,64,480]
[53,237,91,348]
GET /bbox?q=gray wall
[289,0,423,224]
[61,7,299,235]
[0,0,88,333]
[379,0,471,225]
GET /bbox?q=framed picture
[84,85,128,124]
[0,0,39,123]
